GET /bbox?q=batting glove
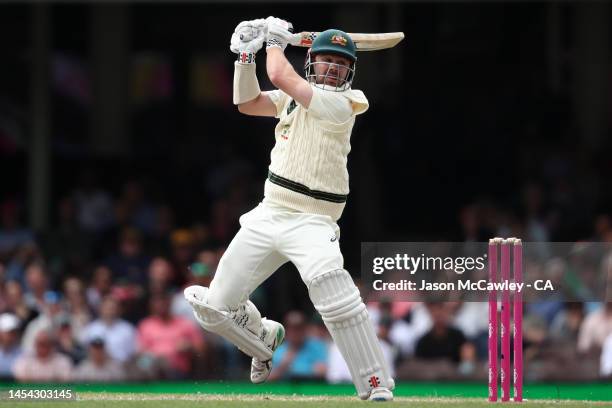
[265,16,294,51]
[230,19,267,63]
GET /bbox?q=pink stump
[500,240,511,401]
[488,239,498,402]
[513,240,523,402]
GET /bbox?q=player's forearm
[233,61,261,105]
[266,47,293,88]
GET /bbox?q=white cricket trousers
[207,202,343,311]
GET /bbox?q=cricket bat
[290,31,404,51]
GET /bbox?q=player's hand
[265,16,294,51]
[230,19,266,55]
[235,19,266,41]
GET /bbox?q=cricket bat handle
[239,31,316,47]
[290,32,318,48]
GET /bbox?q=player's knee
[303,256,344,284]
[308,269,365,322]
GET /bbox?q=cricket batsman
[184,16,395,401]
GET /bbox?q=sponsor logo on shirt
[280,125,290,140]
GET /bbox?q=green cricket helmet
[311,29,357,62]
[305,29,357,91]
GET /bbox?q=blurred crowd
[2,0,612,386]
[1,174,612,384]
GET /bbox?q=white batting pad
[308,269,394,399]
[184,285,273,361]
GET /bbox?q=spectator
[453,302,489,360]
[86,265,113,312]
[22,262,50,313]
[116,180,157,235]
[137,292,204,378]
[12,329,72,382]
[550,302,585,343]
[458,204,490,242]
[453,302,489,340]
[526,259,566,324]
[105,227,150,286]
[73,172,114,233]
[0,263,5,311]
[110,284,145,325]
[106,228,150,286]
[73,338,125,382]
[169,251,223,379]
[601,333,612,377]
[62,277,92,333]
[4,243,41,287]
[577,302,612,354]
[3,280,37,326]
[56,317,86,364]
[377,316,398,375]
[0,313,22,379]
[148,257,175,297]
[191,222,213,251]
[415,303,475,368]
[171,255,214,322]
[369,298,422,358]
[593,214,611,242]
[522,314,548,364]
[398,303,435,347]
[307,313,330,343]
[270,311,327,381]
[149,205,175,253]
[80,296,137,363]
[169,229,196,283]
[194,248,219,275]
[21,291,64,353]
[42,196,92,279]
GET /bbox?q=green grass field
[2,382,611,407]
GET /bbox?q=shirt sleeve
[266,89,289,119]
[306,86,353,124]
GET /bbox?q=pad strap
[185,286,273,361]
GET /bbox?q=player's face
[313,54,351,87]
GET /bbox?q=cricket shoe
[367,387,394,402]
[250,318,285,384]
